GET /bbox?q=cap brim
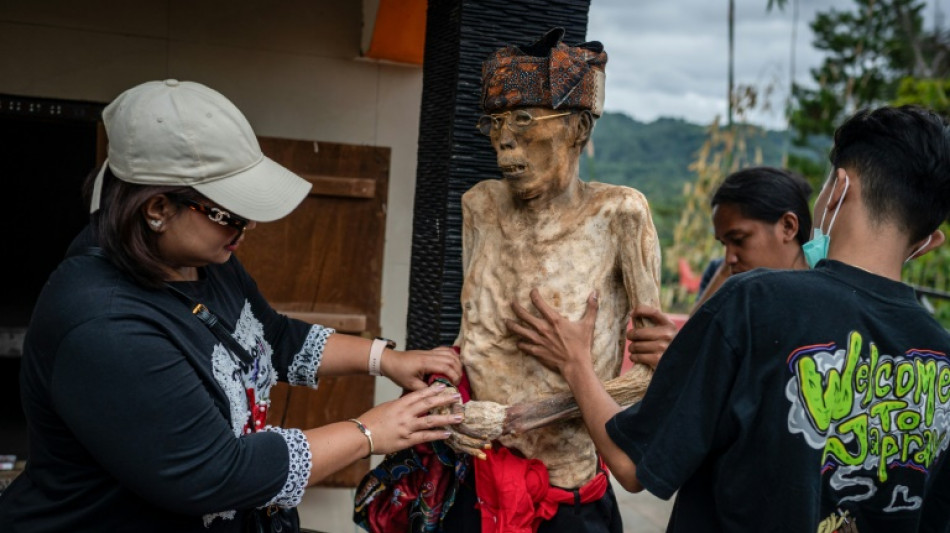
[192,156,312,222]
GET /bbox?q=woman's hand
[381,346,462,391]
[357,382,464,455]
[626,305,676,369]
[505,288,598,376]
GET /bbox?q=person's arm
[232,257,463,391]
[301,382,462,483]
[56,316,464,513]
[319,334,462,390]
[54,318,300,514]
[512,285,747,501]
[507,289,643,491]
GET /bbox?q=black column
[407,0,592,349]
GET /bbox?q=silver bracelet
[348,418,374,457]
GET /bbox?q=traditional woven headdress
[481,27,607,116]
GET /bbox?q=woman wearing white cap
[0,80,463,532]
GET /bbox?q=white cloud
[587,0,892,129]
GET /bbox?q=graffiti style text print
[786,331,949,509]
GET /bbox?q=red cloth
[426,350,610,532]
[474,447,609,533]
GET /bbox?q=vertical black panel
[407,0,592,349]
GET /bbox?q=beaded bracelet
[348,418,374,458]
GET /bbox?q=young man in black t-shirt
[509,105,950,532]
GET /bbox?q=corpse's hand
[430,393,502,459]
[382,346,462,391]
[506,288,598,376]
[626,305,675,370]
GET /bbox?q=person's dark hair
[711,166,813,246]
[84,166,203,289]
[829,105,950,242]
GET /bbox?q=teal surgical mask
[803,174,849,268]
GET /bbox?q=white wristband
[368,338,387,376]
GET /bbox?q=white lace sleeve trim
[287,325,334,389]
[263,427,312,508]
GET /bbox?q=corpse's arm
[617,191,667,369]
[434,190,504,458]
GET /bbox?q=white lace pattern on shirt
[211,344,249,438]
[202,509,236,528]
[263,427,312,508]
[287,325,334,389]
[233,301,278,398]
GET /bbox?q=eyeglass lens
[180,199,248,231]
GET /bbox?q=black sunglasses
[177,199,250,233]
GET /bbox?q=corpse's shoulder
[583,181,652,216]
[461,179,513,215]
[463,179,505,202]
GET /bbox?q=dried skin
[456,179,661,488]
[460,400,506,441]
[504,364,653,435]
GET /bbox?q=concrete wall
[0,1,419,530]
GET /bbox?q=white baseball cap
[90,79,311,222]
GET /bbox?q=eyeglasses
[178,199,250,233]
[476,110,572,136]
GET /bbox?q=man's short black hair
[830,105,950,242]
[711,166,814,246]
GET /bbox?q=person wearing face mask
[628,166,813,368]
[508,105,950,532]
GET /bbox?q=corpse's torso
[458,179,660,487]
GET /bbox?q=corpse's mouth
[499,163,527,177]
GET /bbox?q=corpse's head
[479,28,605,204]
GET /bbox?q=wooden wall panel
[238,137,391,488]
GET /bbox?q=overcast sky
[588,0,948,129]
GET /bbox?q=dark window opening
[0,94,102,460]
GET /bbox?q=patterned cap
[481,27,607,116]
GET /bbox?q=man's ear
[573,110,594,147]
[825,168,851,210]
[907,229,946,261]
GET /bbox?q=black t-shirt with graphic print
[607,260,950,533]
[0,233,329,532]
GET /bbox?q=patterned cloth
[353,373,471,533]
[481,27,607,115]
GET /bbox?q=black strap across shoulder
[163,283,256,368]
[82,246,256,367]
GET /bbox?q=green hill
[579,112,794,246]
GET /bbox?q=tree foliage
[788,0,944,149]
[787,0,950,327]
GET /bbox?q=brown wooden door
[238,138,391,487]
